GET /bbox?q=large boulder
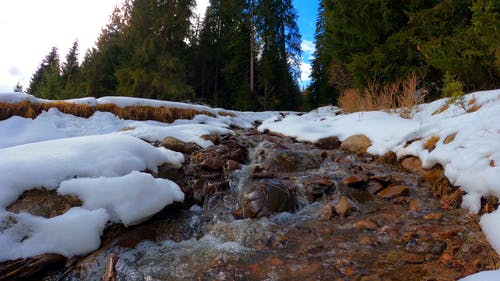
[241,180,296,218]
[340,134,371,153]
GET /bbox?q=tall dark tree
[308,0,337,109]
[194,0,254,109]
[27,47,63,99]
[61,40,82,98]
[254,0,302,110]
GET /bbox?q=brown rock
[241,180,296,218]
[409,199,420,211]
[401,157,424,174]
[340,134,372,153]
[402,253,425,264]
[315,136,341,150]
[335,196,353,217]
[366,180,385,195]
[7,188,81,218]
[200,157,225,171]
[161,136,199,154]
[355,219,377,230]
[201,133,218,143]
[424,212,443,220]
[224,160,240,172]
[341,174,369,188]
[319,204,333,220]
[376,185,410,198]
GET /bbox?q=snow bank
[0,134,183,208]
[59,171,184,226]
[459,269,500,281]
[0,208,109,260]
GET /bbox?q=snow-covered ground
[258,90,500,281]
[0,91,499,279]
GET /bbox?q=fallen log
[0,254,66,281]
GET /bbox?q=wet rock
[315,136,341,150]
[366,180,385,195]
[319,204,333,220]
[401,156,424,174]
[200,157,225,171]
[376,185,410,199]
[201,133,219,143]
[424,212,443,220]
[340,134,371,153]
[354,219,377,231]
[409,199,420,211]
[335,196,353,217]
[161,136,200,154]
[242,180,296,218]
[341,174,369,188]
[6,188,81,218]
[403,253,425,264]
[304,176,335,200]
[224,160,240,173]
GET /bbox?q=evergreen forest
[27,0,499,111]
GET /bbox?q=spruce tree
[61,40,82,98]
[27,47,63,99]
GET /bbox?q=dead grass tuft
[423,135,440,152]
[338,73,425,118]
[443,133,457,144]
[0,100,215,123]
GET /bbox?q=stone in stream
[340,134,372,153]
[241,179,296,218]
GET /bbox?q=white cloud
[300,61,312,83]
[301,40,315,55]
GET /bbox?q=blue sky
[293,0,319,87]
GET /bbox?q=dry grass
[338,74,425,118]
[443,133,457,144]
[0,100,215,123]
[423,135,440,152]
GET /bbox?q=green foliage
[443,72,465,104]
[310,0,499,107]
[27,47,63,99]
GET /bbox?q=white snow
[59,171,184,226]
[0,208,109,260]
[459,269,500,281]
[0,134,182,208]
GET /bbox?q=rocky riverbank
[4,128,496,281]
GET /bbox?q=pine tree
[61,40,82,98]
[27,47,63,99]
